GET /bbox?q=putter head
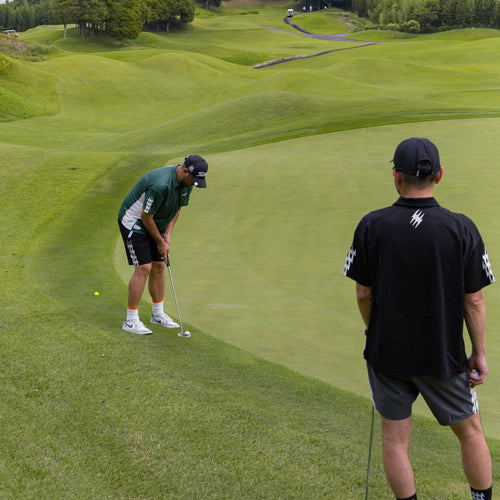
[178,331,191,338]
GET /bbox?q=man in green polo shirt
[118,155,208,335]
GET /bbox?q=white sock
[127,308,139,321]
[152,300,164,316]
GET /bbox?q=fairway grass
[2,6,500,498]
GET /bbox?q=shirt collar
[172,164,182,188]
[393,196,440,208]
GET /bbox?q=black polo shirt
[344,197,495,379]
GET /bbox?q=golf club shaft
[166,256,184,333]
[365,405,376,500]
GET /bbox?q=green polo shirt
[118,165,192,235]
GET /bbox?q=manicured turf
[1,5,500,497]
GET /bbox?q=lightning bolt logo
[410,209,425,228]
[482,248,495,284]
[344,247,356,275]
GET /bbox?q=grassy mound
[0,55,59,121]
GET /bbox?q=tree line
[350,0,500,32]
[301,0,500,33]
[3,0,500,39]
[0,0,216,42]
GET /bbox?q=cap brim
[193,177,207,188]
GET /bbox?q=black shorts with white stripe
[118,219,164,266]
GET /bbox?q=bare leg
[148,261,166,303]
[128,264,151,308]
[381,416,416,499]
[451,413,492,490]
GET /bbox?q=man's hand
[141,210,169,262]
[467,353,488,388]
[157,238,169,263]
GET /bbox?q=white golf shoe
[122,319,152,335]
[150,312,180,329]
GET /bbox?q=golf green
[115,116,500,439]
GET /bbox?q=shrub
[402,19,421,33]
[0,53,12,75]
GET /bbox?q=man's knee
[150,261,165,275]
[451,413,484,441]
[133,263,152,278]
[382,416,413,446]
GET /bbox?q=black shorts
[118,220,164,266]
[367,363,478,426]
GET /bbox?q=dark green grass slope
[0,55,59,121]
[1,152,497,498]
[4,27,500,156]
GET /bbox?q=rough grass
[0,33,52,59]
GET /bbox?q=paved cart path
[255,16,381,68]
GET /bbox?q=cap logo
[188,166,207,178]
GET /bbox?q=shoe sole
[122,326,152,335]
[150,320,179,329]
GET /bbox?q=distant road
[255,17,379,68]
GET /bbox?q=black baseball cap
[392,137,440,177]
[184,155,208,188]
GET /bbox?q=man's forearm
[164,209,180,240]
[464,289,488,385]
[464,290,487,355]
[356,283,373,328]
[141,212,163,244]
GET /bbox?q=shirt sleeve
[462,216,495,293]
[344,218,372,286]
[142,187,165,215]
[464,240,495,293]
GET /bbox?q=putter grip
[166,255,170,266]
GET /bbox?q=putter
[166,256,191,338]
[365,405,376,500]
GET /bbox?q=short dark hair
[396,161,438,188]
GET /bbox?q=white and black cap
[185,155,208,188]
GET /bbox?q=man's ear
[393,169,401,184]
[434,165,444,184]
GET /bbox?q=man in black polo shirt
[344,138,494,500]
